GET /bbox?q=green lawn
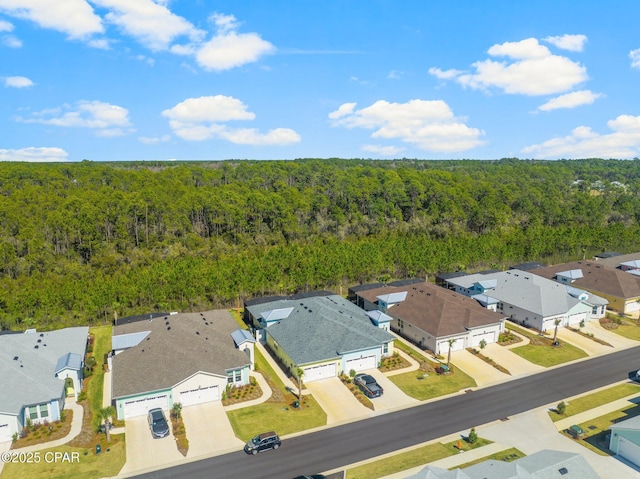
[0,438,125,479]
[88,326,112,415]
[567,404,640,456]
[346,437,492,479]
[453,447,525,469]
[393,339,433,364]
[606,319,640,341]
[509,342,587,367]
[548,383,640,421]
[226,348,326,441]
[389,367,476,400]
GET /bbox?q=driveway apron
[120,414,183,474]
[306,377,371,424]
[365,369,419,411]
[481,342,544,377]
[182,402,244,458]
[450,349,510,387]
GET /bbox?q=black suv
[244,431,281,455]
[147,408,170,438]
[354,373,384,398]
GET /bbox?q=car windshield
[252,436,261,445]
[362,375,375,384]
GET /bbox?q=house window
[398,319,404,328]
[39,404,48,418]
[227,372,234,384]
[383,343,389,354]
[29,406,38,420]
[235,370,242,382]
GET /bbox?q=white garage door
[567,312,588,326]
[0,422,12,442]
[179,386,220,407]
[345,355,377,372]
[438,338,464,354]
[303,363,337,382]
[619,436,640,467]
[470,331,496,348]
[123,394,169,419]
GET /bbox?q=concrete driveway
[450,349,510,386]
[181,402,244,458]
[365,369,419,411]
[306,377,372,424]
[481,342,544,377]
[583,321,639,349]
[556,327,614,356]
[120,413,184,475]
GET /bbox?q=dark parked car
[354,373,384,398]
[147,408,170,438]
[244,431,281,455]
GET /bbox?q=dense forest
[1,157,640,331]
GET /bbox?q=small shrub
[468,427,478,444]
[171,402,183,420]
[77,391,87,402]
[349,369,356,378]
[556,401,567,415]
[12,432,18,443]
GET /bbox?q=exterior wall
[391,319,439,353]
[0,413,20,443]
[496,299,549,331]
[266,333,299,377]
[172,372,230,400]
[238,342,255,370]
[56,367,82,400]
[115,389,173,421]
[22,398,62,428]
[566,302,592,326]
[610,428,640,454]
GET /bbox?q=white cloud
[430,37,587,95]
[0,0,103,38]
[0,18,13,31]
[362,144,404,156]
[138,134,170,144]
[2,34,21,47]
[630,49,640,70]
[543,34,587,52]
[18,100,133,136]
[329,99,485,153]
[91,0,204,51]
[162,95,300,145]
[537,90,601,111]
[522,114,640,159]
[87,38,109,49]
[388,70,402,79]
[194,12,274,71]
[0,146,68,162]
[4,76,34,88]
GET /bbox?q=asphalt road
[135,345,640,479]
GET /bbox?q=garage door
[345,355,377,372]
[567,312,588,326]
[179,386,220,407]
[438,338,464,354]
[470,331,495,348]
[123,394,169,419]
[0,422,12,442]
[303,363,337,382]
[619,436,640,467]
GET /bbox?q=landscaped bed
[11,411,73,448]
[222,377,263,406]
[340,374,374,410]
[378,351,411,372]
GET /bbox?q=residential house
[0,327,88,443]
[609,415,640,467]
[111,310,253,420]
[444,269,602,332]
[406,449,600,479]
[352,281,506,354]
[532,261,638,316]
[245,294,394,382]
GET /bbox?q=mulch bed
[222,380,264,406]
[599,317,620,330]
[340,375,374,410]
[378,352,411,372]
[11,410,74,449]
[171,415,189,457]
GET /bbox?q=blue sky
[1,0,640,162]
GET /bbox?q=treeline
[1,158,640,330]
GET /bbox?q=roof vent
[205,322,209,325]
[196,331,200,335]
[200,313,204,316]
[164,316,168,320]
[43,344,46,346]
[146,337,150,340]
[559,467,568,475]
[167,326,171,331]
[39,333,44,337]
[37,339,42,343]
[34,345,39,349]
[13,356,18,361]
[308,309,312,312]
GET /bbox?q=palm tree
[552,318,562,345]
[446,339,457,367]
[99,406,116,443]
[296,368,304,400]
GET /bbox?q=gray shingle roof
[111,310,251,399]
[246,295,394,365]
[54,352,83,374]
[407,450,600,479]
[0,327,88,416]
[447,270,584,317]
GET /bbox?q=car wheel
[273,443,279,450]
[252,449,258,455]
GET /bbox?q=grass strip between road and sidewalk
[345,437,492,479]
[548,383,640,421]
